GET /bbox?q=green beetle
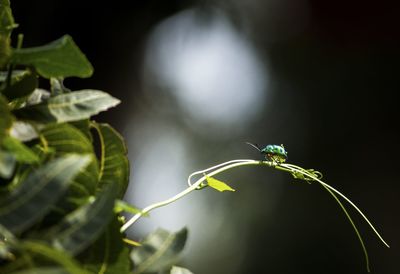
[247,142,288,163]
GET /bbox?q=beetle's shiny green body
[261,144,288,163]
[247,142,288,163]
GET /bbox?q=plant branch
[120,157,389,272]
[120,160,268,232]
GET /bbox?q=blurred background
[11,1,399,273]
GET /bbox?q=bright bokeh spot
[144,8,268,131]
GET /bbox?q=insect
[246,142,288,163]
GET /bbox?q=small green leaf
[50,78,70,95]
[23,88,50,105]
[290,168,323,183]
[131,228,188,274]
[114,200,146,216]
[205,175,235,192]
[13,90,120,123]
[1,136,39,163]
[9,121,38,142]
[171,266,194,274]
[0,70,38,101]
[93,123,129,198]
[44,184,117,255]
[79,217,132,274]
[22,241,87,274]
[0,154,91,233]
[11,35,93,79]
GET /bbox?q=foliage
[131,228,187,274]
[0,1,187,273]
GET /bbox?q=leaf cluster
[0,1,188,273]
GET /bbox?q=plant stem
[4,34,24,88]
[280,163,390,248]
[120,158,389,268]
[187,159,256,187]
[120,160,267,232]
[279,163,391,272]
[321,180,370,272]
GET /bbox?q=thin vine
[121,154,389,272]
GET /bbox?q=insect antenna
[245,142,262,152]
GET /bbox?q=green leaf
[23,88,50,105]
[0,223,16,260]
[50,78,70,95]
[205,175,235,192]
[41,123,99,196]
[0,94,15,179]
[171,266,194,274]
[0,0,17,67]
[1,136,39,163]
[9,121,38,142]
[290,168,323,183]
[11,35,93,79]
[36,123,97,224]
[69,119,92,142]
[0,0,17,36]
[13,90,120,123]
[0,94,13,140]
[93,123,129,198]
[41,123,92,154]
[0,154,91,233]
[0,149,15,179]
[0,35,11,67]
[8,267,71,274]
[22,241,87,274]
[0,222,16,242]
[44,184,117,255]
[79,217,132,274]
[131,228,188,274]
[114,200,146,216]
[0,70,38,101]
[0,70,25,82]
[9,88,50,112]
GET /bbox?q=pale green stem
[17,34,24,49]
[280,163,390,248]
[5,34,24,88]
[279,164,370,271]
[187,159,256,187]
[120,160,266,232]
[321,179,370,272]
[279,163,392,272]
[121,158,389,273]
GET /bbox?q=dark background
[11,1,399,273]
